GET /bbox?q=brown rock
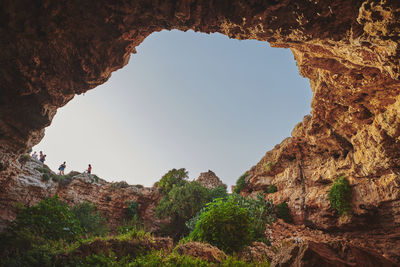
[175,242,227,263]
[195,170,226,190]
[239,242,275,263]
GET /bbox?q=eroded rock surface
[1,0,400,265]
[195,170,226,190]
[0,157,162,231]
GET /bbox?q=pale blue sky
[33,30,312,188]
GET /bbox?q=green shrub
[125,200,139,219]
[267,184,278,194]
[210,185,228,201]
[158,168,188,196]
[234,172,248,194]
[42,172,51,181]
[276,202,293,223]
[72,202,108,236]
[189,197,253,253]
[156,181,212,240]
[0,196,83,260]
[231,194,275,243]
[130,251,210,267]
[19,154,31,165]
[329,176,352,215]
[117,216,144,235]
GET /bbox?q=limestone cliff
[1,0,400,265]
[0,157,161,232]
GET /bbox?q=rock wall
[0,157,162,231]
[1,0,400,264]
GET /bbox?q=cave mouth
[32,30,312,188]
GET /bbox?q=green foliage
[0,196,82,262]
[329,176,352,215]
[267,184,278,194]
[72,202,108,236]
[125,200,139,219]
[156,181,212,240]
[231,194,275,242]
[189,197,253,253]
[19,154,31,164]
[42,172,51,181]
[234,172,248,194]
[129,251,210,267]
[210,185,228,200]
[158,168,188,196]
[117,217,144,235]
[276,202,293,223]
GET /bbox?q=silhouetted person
[58,162,66,175]
[87,164,92,174]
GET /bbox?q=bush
[130,251,210,267]
[19,154,31,164]
[117,216,144,235]
[234,172,248,194]
[267,184,278,194]
[156,181,212,240]
[0,196,82,259]
[72,202,108,236]
[42,172,51,181]
[329,176,352,215]
[210,185,228,201]
[231,194,275,242]
[276,202,293,223]
[158,168,188,196]
[189,197,253,253]
[125,200,139,219]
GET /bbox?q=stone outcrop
[175,242,227,263]
[195,170,226,190]
[1,0,400,265]
[0,157,162,231]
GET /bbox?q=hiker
[32,151,38,160]
[40,154,46,163]
[87,164,92,174]
[58,162,66,175]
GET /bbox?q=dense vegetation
[0,168,294,266]
[329,176,352,215]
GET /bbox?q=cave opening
[32,30,312,188]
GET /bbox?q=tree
[156,181,212,240]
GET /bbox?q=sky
[33,30,312,189]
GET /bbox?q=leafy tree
[234,172,248,194]
[210,185,228,201]
[189,196,253,253]
[0,195,82,259]
[157,168,188,196]
[72,201,108,236]
[156,181,212,240]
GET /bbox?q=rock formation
[195,170,226,190]
[1,0,400,265]
[0,157,162,231]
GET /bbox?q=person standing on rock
[87,164,92,175]
[32,151,38,160]
[58,162,66,175]
[39,153,46,163]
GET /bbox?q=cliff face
[0,157,161,232]
[1,0,400,264]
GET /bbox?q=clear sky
[33,30,312,189]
